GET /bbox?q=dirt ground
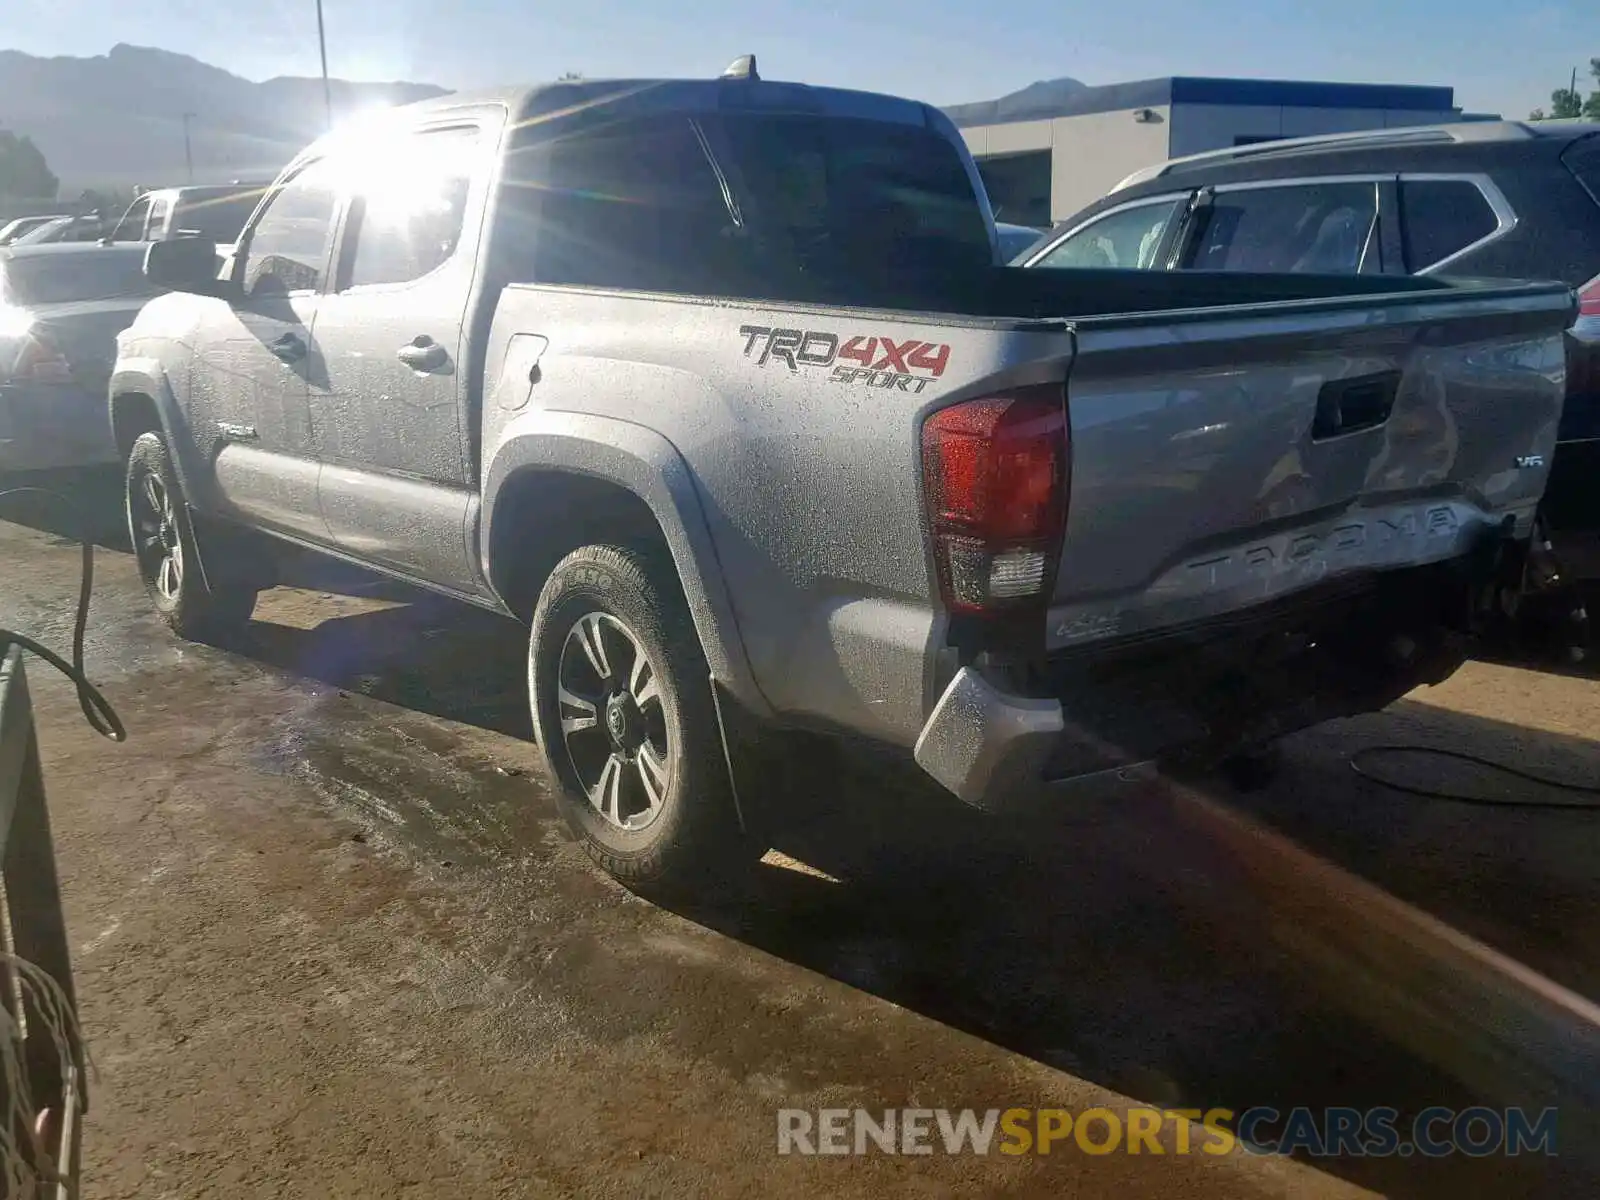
[2,474,1597,1198]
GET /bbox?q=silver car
[1,243,158,471]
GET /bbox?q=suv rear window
[1399,179,1499,271]
[1563,133,1600,207]
[1185,182,1377,274]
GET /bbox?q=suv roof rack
[1111,120,1539,192]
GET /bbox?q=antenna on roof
[721,55,759,82]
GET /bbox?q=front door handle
[397,336,448,372]
[270,332,306,363]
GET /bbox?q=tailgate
[1045,282,1574,651]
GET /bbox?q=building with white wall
[946,77,1466,227]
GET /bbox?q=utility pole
[316,0,333,131]
[182,112,196,183]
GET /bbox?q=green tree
[1530,59,1600,120]
[0,130,58,200]
[1550,86,1583,119]
[1584,58,1600,121]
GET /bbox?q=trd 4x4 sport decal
[738,325,951,394]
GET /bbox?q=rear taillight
[1579,273,1600,318]
[921,385,1069,614]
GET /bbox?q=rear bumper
[914,565,1482,811]
[0,383,118,472]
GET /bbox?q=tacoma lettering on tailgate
[739,325,951,394]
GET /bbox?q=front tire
[527,543,753,891]
[126,432,257,640]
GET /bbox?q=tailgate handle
[1312,370,1400,440]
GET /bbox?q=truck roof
[292,72,954,171]
[394,72,942,121]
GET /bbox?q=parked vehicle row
[105,65,1573,892]
[1020,120,1600,596]
[1,182,274,471]
[1,244,157,471]
[0,214,72,246]
[6,213,107,246]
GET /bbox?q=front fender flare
[108,359,216,511]
[482,410,770,719]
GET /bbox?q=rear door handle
[270,332,306,363]
[397,336,448,372]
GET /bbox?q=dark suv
[1022,121,1600,593]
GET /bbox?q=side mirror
[144,236,229,297]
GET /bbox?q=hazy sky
[4,0,1598,118]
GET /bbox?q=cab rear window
[521,111,991,295]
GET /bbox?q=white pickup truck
[107,61,1574,891]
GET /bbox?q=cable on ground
[0,486,126,742]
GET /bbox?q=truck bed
[484,267,1572,747]
[777,262,1457,320]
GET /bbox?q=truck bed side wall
[480,285,1074,746]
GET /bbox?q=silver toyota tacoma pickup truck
[108,63,1575,889]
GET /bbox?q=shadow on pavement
[668,711,1599,1199]
[190,586,1600,1199]
[6,498,1592,1197]
[229,584,530,741]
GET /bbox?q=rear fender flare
[482,411,770,719]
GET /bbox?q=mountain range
[0,43,448,193]
[2,43,1088,196]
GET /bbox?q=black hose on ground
[0,486,126,742]
[1349,744,1600,809]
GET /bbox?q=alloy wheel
[131,468,184,601]
[556,611,673,831]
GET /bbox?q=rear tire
[126,432,257,640]
[527,543,755,891]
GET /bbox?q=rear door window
[1032,199,1185,270]
[1398,179,1499,271]
[1185,182,1379,274]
